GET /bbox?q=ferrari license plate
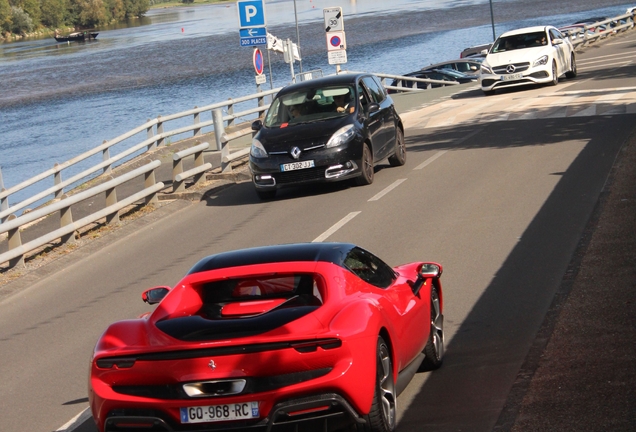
[180,402,259,424]
[501,72,523,81]
[281,160,314,172]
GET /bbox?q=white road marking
[414,150,447,170]
[578,49,636,61]
[578,60,633,70]
[556,86,636,96]
[312,211,361,243]
[56,407,92,431]
[368,179,407,201]
[606,39,636,46]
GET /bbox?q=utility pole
[489,0,496,40]
[293,0,303,72]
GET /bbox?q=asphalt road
[1,30,635,432]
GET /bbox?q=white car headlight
[480,64,493,74]
[533,55,549,67]
[326,125,356,148]
[250,138,268,158]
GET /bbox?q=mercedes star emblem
[506,64,516,74]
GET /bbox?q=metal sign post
[284,39,296,82]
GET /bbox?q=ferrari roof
[187,242,357,274]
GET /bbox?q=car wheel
[255,189,276,200]
[420,286,444,371]
[388,128,406,167]
[566,53,577,79]
[361,336,396,432]
[550,61,558,86]
[355,143,374,186]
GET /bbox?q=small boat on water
[54,31,99,43]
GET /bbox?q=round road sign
[253,48,264,75]
[329,35,341,48]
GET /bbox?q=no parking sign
[253,47,264,75]
[326,31,346,51]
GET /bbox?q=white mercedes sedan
[480,26,577,95]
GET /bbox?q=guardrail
[342,70,461,93]
[172,142,212,193]
[0,161,163,268]
[0,87,281,223]
[561,12,635,47]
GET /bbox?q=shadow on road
[396,115,635,431]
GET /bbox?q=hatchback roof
[276,73,370,96]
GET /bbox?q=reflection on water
[0,0,631,202]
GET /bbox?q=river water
[0,0,632,205]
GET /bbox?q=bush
[10,6,33,35]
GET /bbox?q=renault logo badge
[290,147,301,160]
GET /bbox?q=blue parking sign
[237,0,266,29]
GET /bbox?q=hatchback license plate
[180,402,259,424]
[281,160,314,172]
[501,72,523,81]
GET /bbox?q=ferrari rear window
[197,274,323,319]
[156,273,328,341]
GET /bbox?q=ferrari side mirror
[412,263,443,296]
[142,286,171,305]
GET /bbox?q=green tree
[70,0,107,26]
[12,0,40,26]
[10,5,32,34]
[124,0,148,18]
[40,0,69,28]
[0,0,12,33]
[104,0,125,22]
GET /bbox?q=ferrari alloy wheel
[362,336,396,432]
[388,128,406,167]
[566,53,577,79]
[356,143,374,186]
[421,286,444,370]
[550,61,558,86]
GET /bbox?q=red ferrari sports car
[89,242,444,432]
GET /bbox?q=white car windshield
[263,85,355,127]
[491,32,548,53]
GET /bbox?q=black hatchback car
[249,73,405,199]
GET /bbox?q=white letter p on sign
[245,5,257,22]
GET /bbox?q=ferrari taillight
[96,358,136,369]
[290,338,342,353]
